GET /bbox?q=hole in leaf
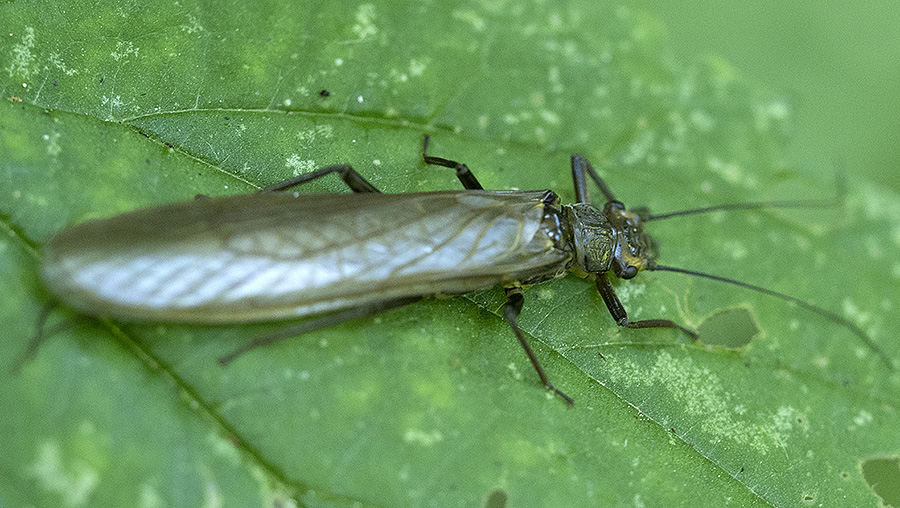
[697,307,759,348]
[862,457,900,507]
[484,489,508,508]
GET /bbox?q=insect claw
[549,385,574,407]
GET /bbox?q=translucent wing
[41,190,572,322]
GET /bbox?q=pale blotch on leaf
[285,155,316,176]
[29,441,99,507]
[7,26,37,79]
[403,429,443,446]
[603,351,809,455]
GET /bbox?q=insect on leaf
[1,1,898,507]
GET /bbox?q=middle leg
[262,164,382,193]
[502,286,574,405]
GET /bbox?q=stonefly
[37,136,892,404]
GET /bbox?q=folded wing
[42,190,571,322]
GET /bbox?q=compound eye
[605,200,626,213]
[619,264,638,279]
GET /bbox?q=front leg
[595,273,698,339]
[571,154,618,204]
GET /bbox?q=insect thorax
[563,201,656,279]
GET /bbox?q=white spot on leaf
[403,429,444,446]
[29,441,99,507]
[42,131,61,156]
[110,41,139,61]
[285,154,316,175]
[180,13,205,34]
[6,26,37,79]
[352,4,378,39]
[851,410,873,428]
[451,9,486,31]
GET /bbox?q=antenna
[645,173,846,221]
[638,174,890,367]
[649,263,893,369]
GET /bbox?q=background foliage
[2,1,898,507]
[625,0,900,194]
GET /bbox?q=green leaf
[2,1,898,507]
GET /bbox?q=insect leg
[596,273,699,339]
[16,305,83,373]
[261,164,381,193]
[218,297,421,365]
[421,135,485,190]
[502,287,574,405]
[570,155,618,203]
